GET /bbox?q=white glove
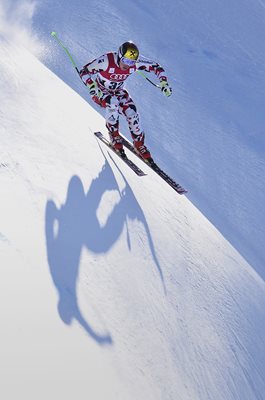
[87,80,103,99]
[159,80,172,97]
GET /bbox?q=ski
[120,134,187,194]
[94,131,146,177]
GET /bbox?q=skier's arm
[136,57,172,96]
[136,57,167,80]
[79,54,108,85]
[79,54,108,98]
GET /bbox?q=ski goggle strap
[120,56,137,66]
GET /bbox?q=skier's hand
[87,80,98,95]
[159,80,172,97]
[79,66,88,78]
[87,80,103,99]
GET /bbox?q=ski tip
[51,31,57,37]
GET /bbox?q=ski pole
[51,31,84,81]
[136,70,160,88]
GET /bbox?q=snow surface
[1,1,265,399]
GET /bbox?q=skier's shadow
[45,149,165,345]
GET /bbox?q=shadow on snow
[45,149,165,345]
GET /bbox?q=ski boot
[109,131,126,158]
[133,133,154,164]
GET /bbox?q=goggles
[120,56,137,66]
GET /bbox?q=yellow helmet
[118,41,139,61]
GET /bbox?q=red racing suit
[80,52,168,140]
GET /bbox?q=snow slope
[33,0,265,280]
[1,1,265,400]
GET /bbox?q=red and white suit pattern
[80,52,168,142]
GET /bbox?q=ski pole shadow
[106,151,166,294]
[45,148,165,345]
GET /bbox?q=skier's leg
[119,91,152,160]
[105,95,123,151]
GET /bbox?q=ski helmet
[118,41,139,64]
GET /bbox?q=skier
[79,41,172,162]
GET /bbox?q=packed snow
[1,1,265,399]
